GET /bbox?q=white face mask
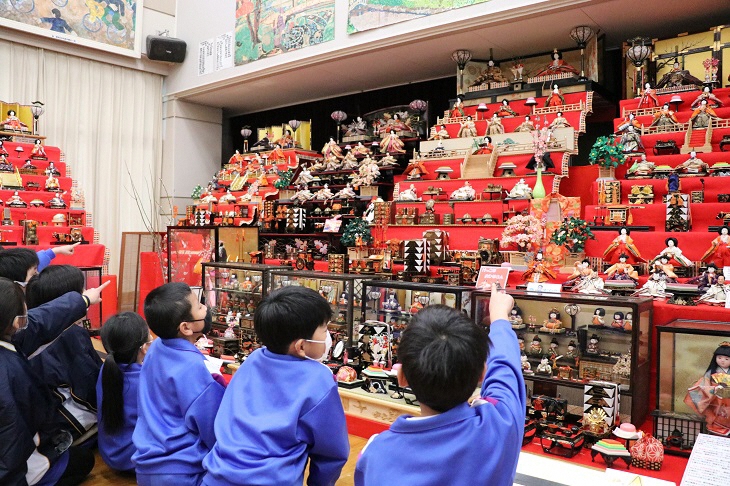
[305,331,332,362]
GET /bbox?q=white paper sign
[215,32,234,71]
[526,282,562,293]
[198,38,215,76]
[681,433,730,486]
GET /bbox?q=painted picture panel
[347,0,491,34]
[235,0,335,66]
[0,0,141,57]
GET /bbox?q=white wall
[161,99,223,214]
[165,0,562,97]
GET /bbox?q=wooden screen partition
[118,232,165,314]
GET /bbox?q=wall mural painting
[235,0,335,66]
[0,0,141,57]
[347,0,492,34]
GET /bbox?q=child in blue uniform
[133,282,225,486]
[0,277,101,486]
[97,312,151,473]
[355,284,526,486]
[0,244,80,282]
[202,285,350,486]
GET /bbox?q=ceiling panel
[178,0,730,114]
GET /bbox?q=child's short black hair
[399,305,489,413]
[254,286,332,355]
[0,248,39,282]
[144,282,194,339]
[26,265,85,309]
[0,278,25,337]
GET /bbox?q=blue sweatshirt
[96,362,141,472]
[36,249,55,273]
[132,338,224,475]
[354,318,526,486]
[202,348,350,486]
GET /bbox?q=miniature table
[591,440,632,469]
[666,283,701,306]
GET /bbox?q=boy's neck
[179,332,200,344]
[418,404,441,417]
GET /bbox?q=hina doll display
[619,126,644,153]
[540,308,563,333]
[275,130,294,148]
[616,113,641,134]
[684,342,730,436]
[701,226,730,272]
[651,237,693,267]
[533,49,579,77]
[333,183,357,200]
[522,251,557,283]
[678,151,709,174]
[1,110,28,131]
[520,355,533,374]
[449,181,476,201]
[507,178,532,199]
[403,158,428,180]
[603,228,644,264]
[536,357,552,375]
[397,184,419,202]
[457,116,478,138]
[470,59,507,86]
[496,99,518,117]
[636,269,668,298]
[586,334,600,355]
[0,155,13,172]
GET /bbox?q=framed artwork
[0,0,143,57]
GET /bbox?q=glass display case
[268,270,387,364]
[655,320,730,455]
[167,225,259,284]
[472,290,653,426]
[359,280,473,368]
[201,262,279,359]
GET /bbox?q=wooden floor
[85,435,368,485]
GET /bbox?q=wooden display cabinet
[472,290,653,425]
[654,320,730,455]
[268,270,387,363]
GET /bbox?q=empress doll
[701,226,730,270]
[522,251,557,283]
[534,50,579,77]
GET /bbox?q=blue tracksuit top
[355,318,526,486]
[132,338,225,475]
[96,362,141,472]
[202,348,350,486]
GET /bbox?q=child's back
[355,288,526,486]
[202,286,349,486]
[132,282,224,485]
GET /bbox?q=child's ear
[290,338,307,358]
[396,365,408,387]
[178,321,193,337]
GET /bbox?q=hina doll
[547,111,571,129]
[591,308,606,327]
[474,137,494,155]
[623,312,633,332]
[486,114,504,135]
[496,99,518,117]
[540,308,563,333]
[513,115,536,132]
[652,237,693,268]
[534,50,579,77]
[521,355,533,374]
[509,305,524,329]
[275,130,294,149]
[380,129,406,154]
[536,357,552,375]
[450,97,465,118]
[522,251,557,283]
[701,226,730,272]
[691,87,723,109]
[528,335,543,356]
[689,263,719,292]
[457,116,478,138]
[428,124,450,140]
[567,259,605,294]
[30,139,47,160]
[611,311,625,330]
[685,342,730,436]
[544,84,566,107]
[637,83,659,109]
[603,228,644,264]
[321,137,344,159]
[650,104,679,128]
[652,255,678,283]
[689,99,719,129]
[586,334,600,355]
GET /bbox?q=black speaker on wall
[146,36,187,63]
